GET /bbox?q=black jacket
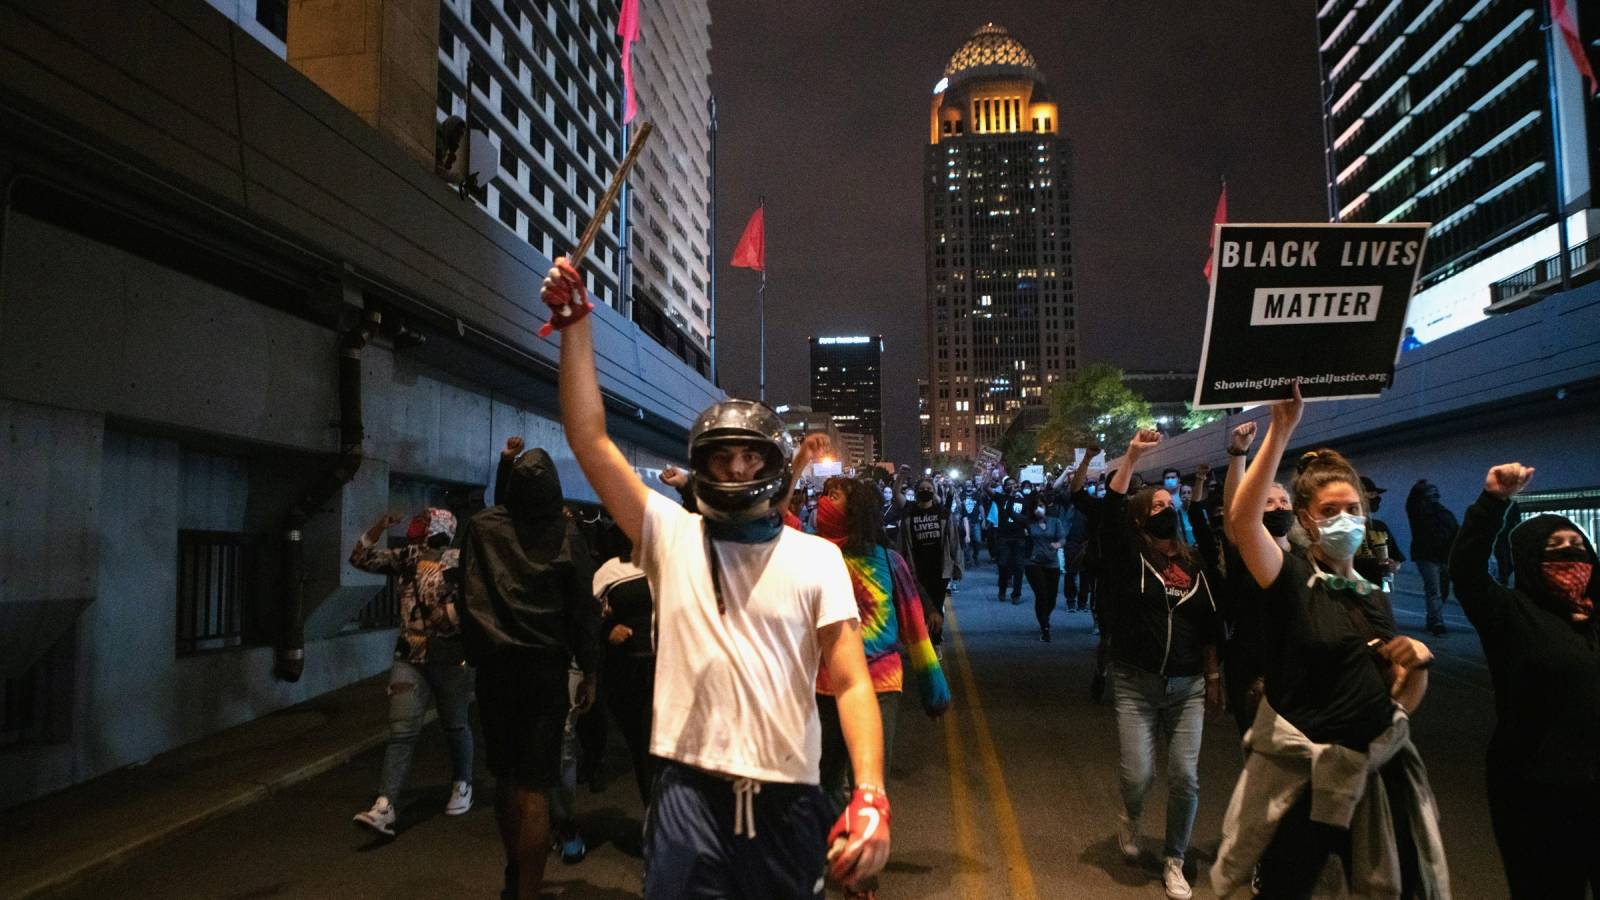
[1450,492,1600,786]
[459,449,602,673]
[1098,489,1222,677]
[1405,483,1460,563]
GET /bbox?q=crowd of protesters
[329,253,1595,900]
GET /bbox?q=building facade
[1318,0,1599,341]
[925,24,1078,461]
[629,0,714,353]
[0,0,718,806]
[808,334,884,460]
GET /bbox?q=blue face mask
[1164,477,1179,490]
[1314,512,1366,560]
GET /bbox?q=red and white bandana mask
[1543,560,1595,620]
[406,507,457,545]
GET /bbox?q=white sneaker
[353,796,396,837]
[445,781,473,816]
[1163,857,1193,900]
[1117,814,1139,861]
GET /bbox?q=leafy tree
[1181,403,1224,432]
[1038,363,1154,457]
[997,430,1037,473]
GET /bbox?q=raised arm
[1450,463,1534,628]
[1109,429,1159,496]
[1069,442,1099,495]
[779,433,831,516]
[1224,384,1303,589]
[350,513,408,574]
[548,260,650,545]
[1220,421,1256,515]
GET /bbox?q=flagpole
[758,195,766,403]
[1540,0,1574,291]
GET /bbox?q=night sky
[706,1,1328,465]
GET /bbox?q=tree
[997,430,1037,474]
[1038,363,1154,457]
[1181,403,1224,432]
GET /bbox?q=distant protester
[1451,462,1600,899]
[349,506,473,838]
[1407,479,1461,636]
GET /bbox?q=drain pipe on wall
[276,308,379,682]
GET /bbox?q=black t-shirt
[905,506,948,579]
[1260,552,1397,749]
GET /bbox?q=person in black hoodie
[1406,478,1460,635]
[460,446,602,900]
[1100,429,1223,899]
[1451,462,1600,899]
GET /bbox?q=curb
[8,725,397,900]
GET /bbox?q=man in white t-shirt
[542,258,890,899]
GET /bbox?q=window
[176,530,261,656]
[499,194,518,228]
[470,3,491,38]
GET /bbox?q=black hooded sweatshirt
[460,449,601,674]
[1451,491,1600,786]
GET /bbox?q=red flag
[1552,0,1599,98]
[617,0,640,123]
[1202,182,1228,281]
[731,206,765,271]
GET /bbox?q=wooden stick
[570,121,653,269]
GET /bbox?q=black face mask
[1264,508,1296,538]
[1144,507,1179,540]
[916,489,935,503]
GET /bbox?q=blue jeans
[1110,662,1205,861]
[1417,560,1451,628]
[379,659,474,799]
[551,666,586,828]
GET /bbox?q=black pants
[1025,565,1060,629]
[996,537,1026,598]
[1489,777,1600,899]
[604,650,658,805]
[918,572,949,645]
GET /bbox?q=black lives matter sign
[1193,223,1429,409]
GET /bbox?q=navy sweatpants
[644,762,831,899]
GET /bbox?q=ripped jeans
[378,659,474,800]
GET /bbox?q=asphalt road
[61,562,1505,899]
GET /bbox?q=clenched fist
[1484,463,1535,500]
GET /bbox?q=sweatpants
[644,762,831,900]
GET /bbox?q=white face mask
[1314,512,1366,560]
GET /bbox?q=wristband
[1204,672,1221,682]
[1226,448,1248,457]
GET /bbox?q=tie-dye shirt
[816,544,951,716]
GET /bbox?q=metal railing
[1488,234,1600,309]
[352,578,404,632]
[176,530,259,656]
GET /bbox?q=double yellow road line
[942,607,1039,900]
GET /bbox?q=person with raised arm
[1100,429,1223,900]
[1450,462,1600,898]
[1212,384,1448,899]
[541,258,889,899]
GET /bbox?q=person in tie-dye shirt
[814,476,951,825]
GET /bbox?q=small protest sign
[1019,464,1045,485]
[808,460,843,479]
[1194,223,1429,409]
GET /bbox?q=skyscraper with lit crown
[925,24,1077,460]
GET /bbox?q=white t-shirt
[639,490,858,784]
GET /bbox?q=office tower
[925,23,1077,459]
[809,335,884,459]
[1318,0,1598,338]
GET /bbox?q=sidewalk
[0,675,402,900]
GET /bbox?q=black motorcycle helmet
[687,399,795,524]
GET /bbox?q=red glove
[537,256,594,337]
[827,786,891,886]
